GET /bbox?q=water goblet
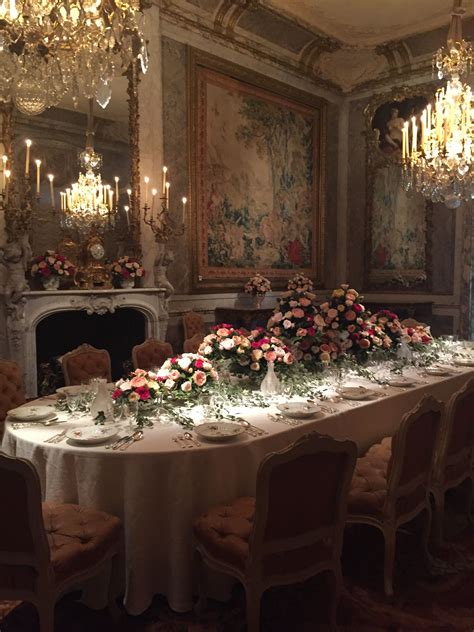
[124,400,139,430]
[66,393,80,418]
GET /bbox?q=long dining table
[2,366,473,615]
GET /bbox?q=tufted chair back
[132,338,174,371]
[433,379,474,488]
[0,452,51,591]
[183,310,205,340]
[62,344,112,386]
[0,360,25,436]
[249,432,357,576]
[183,333,204,354]
[385,396,442,520]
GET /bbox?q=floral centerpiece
[112,368,161,427]
[268,285,325,368]
[31,250,75,290]
[156,353,218,398]
[318,284,378,363]
[244,273,271,308]
[401,324,433,349]
[110,256,145,289]
[286,273,313,292]
[368,310,403,351]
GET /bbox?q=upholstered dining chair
[193,432,357,631]
[0,451,121,632]
[62,343,112,386]
[346,395,443,597]
[400,318,429,329]
[431,379,474,544]
[131,338,174,371]
[183,332,204,354]
[0,359,25,438]
[182,310,205,341]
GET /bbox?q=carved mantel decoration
[8,288,169,398]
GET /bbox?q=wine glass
[124,400,139,430]
[66,393,80,418]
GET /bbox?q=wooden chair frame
[195,433,357,631]
[131,338,173,370]
[61,343,112,386]
[346,395,443,597]
[431,378,474,544]
[0,452,119,632]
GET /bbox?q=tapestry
[192,62,324,290]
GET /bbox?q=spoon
[118,430,144,451]
[183,431,201,446]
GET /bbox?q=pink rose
[130,376,147,388]
[193,370,207,387]
[345,310,356,321]
[327,308,338,320]
[264,350,277,362]
[299,298,311,307]
[359,338,370,349]
[292,308,305,319]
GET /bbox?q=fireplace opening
[36,308,146,394]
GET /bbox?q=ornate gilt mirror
[0,65,141,289]
[364,85,436,292]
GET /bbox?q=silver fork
[106,435,131,450]
[268,414,301,427]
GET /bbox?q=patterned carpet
[1,489,473,631]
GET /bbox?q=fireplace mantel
[5,287,169,397]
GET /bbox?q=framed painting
[188,49,325,292]
[364,86,435,291]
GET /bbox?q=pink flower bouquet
[30,250,75,279]
[112,368,161,403]
[244,273,271,296]
[110,256,145,280]
[156,353,218,397]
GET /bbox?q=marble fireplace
[5,287,169,397]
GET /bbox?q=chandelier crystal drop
[402,0,473,209]
[0,0,148,115]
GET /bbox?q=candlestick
[124,205,130,227]
[151,188,157,214]
[48,174,55,209]
[108,189,113,211]
[144,176,149,205]
[165,181,170,209]
[35,159,41,194]
[182,196,187,214]
[162,166,167,195]
[114,176,119,202]
[25,139,32,176]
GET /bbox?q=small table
[214,306,274,330]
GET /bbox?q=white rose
[164,378,176,390]
[181,381,192,393]
[178,357,192,370]
[120,380,132,391]
[220,338,235,350]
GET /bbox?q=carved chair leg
[431,487,445,546]
[421,506,433,569]
[383,527,397,598]
[245,584,262,632]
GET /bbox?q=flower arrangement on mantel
[244,273,271,297]
[30,250,75,290]
[110,256,145,289]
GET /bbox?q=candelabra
[141,168,186,242]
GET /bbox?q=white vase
[42,275,60,291]
[120,277,135,289]
[89,378,113,421]
[260,360,281,395]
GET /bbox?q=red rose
[41,267,51,277]
[194,359,204,369]
[112,389,122,399]
[136,386,151,400]
[353,304,363,313]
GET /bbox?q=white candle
[144,176,149,205]
[182,196,187,214]
[48,174,55,209]
[124,205,130,226]
[412,116,417,153]
[35,159,41,194]
[4,169,10,205]
[108,189,113,211]
[162,166,167,195]
[127,188,132,206]
[165,181,170,209]
[25,139,32,176]
[2,155,7,189]
[151,188,157,213]
[114,176,119,202]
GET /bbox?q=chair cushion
[193,497,255,569]
[0,360,25,422]
[347,437,392,517]
[42,502,121,584]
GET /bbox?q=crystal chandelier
[61,99,117,233]
[0,0,148,116]
[402,0,473,209]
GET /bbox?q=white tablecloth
[2,367,473,614]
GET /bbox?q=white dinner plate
[195,421,245,442]
[453,357,474,367]
[338,386,373,401]
[7,405,55,421]
[386,377,418,388]
[425,365,454,376]
[65,426,118,445]
[277,402,319,418]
